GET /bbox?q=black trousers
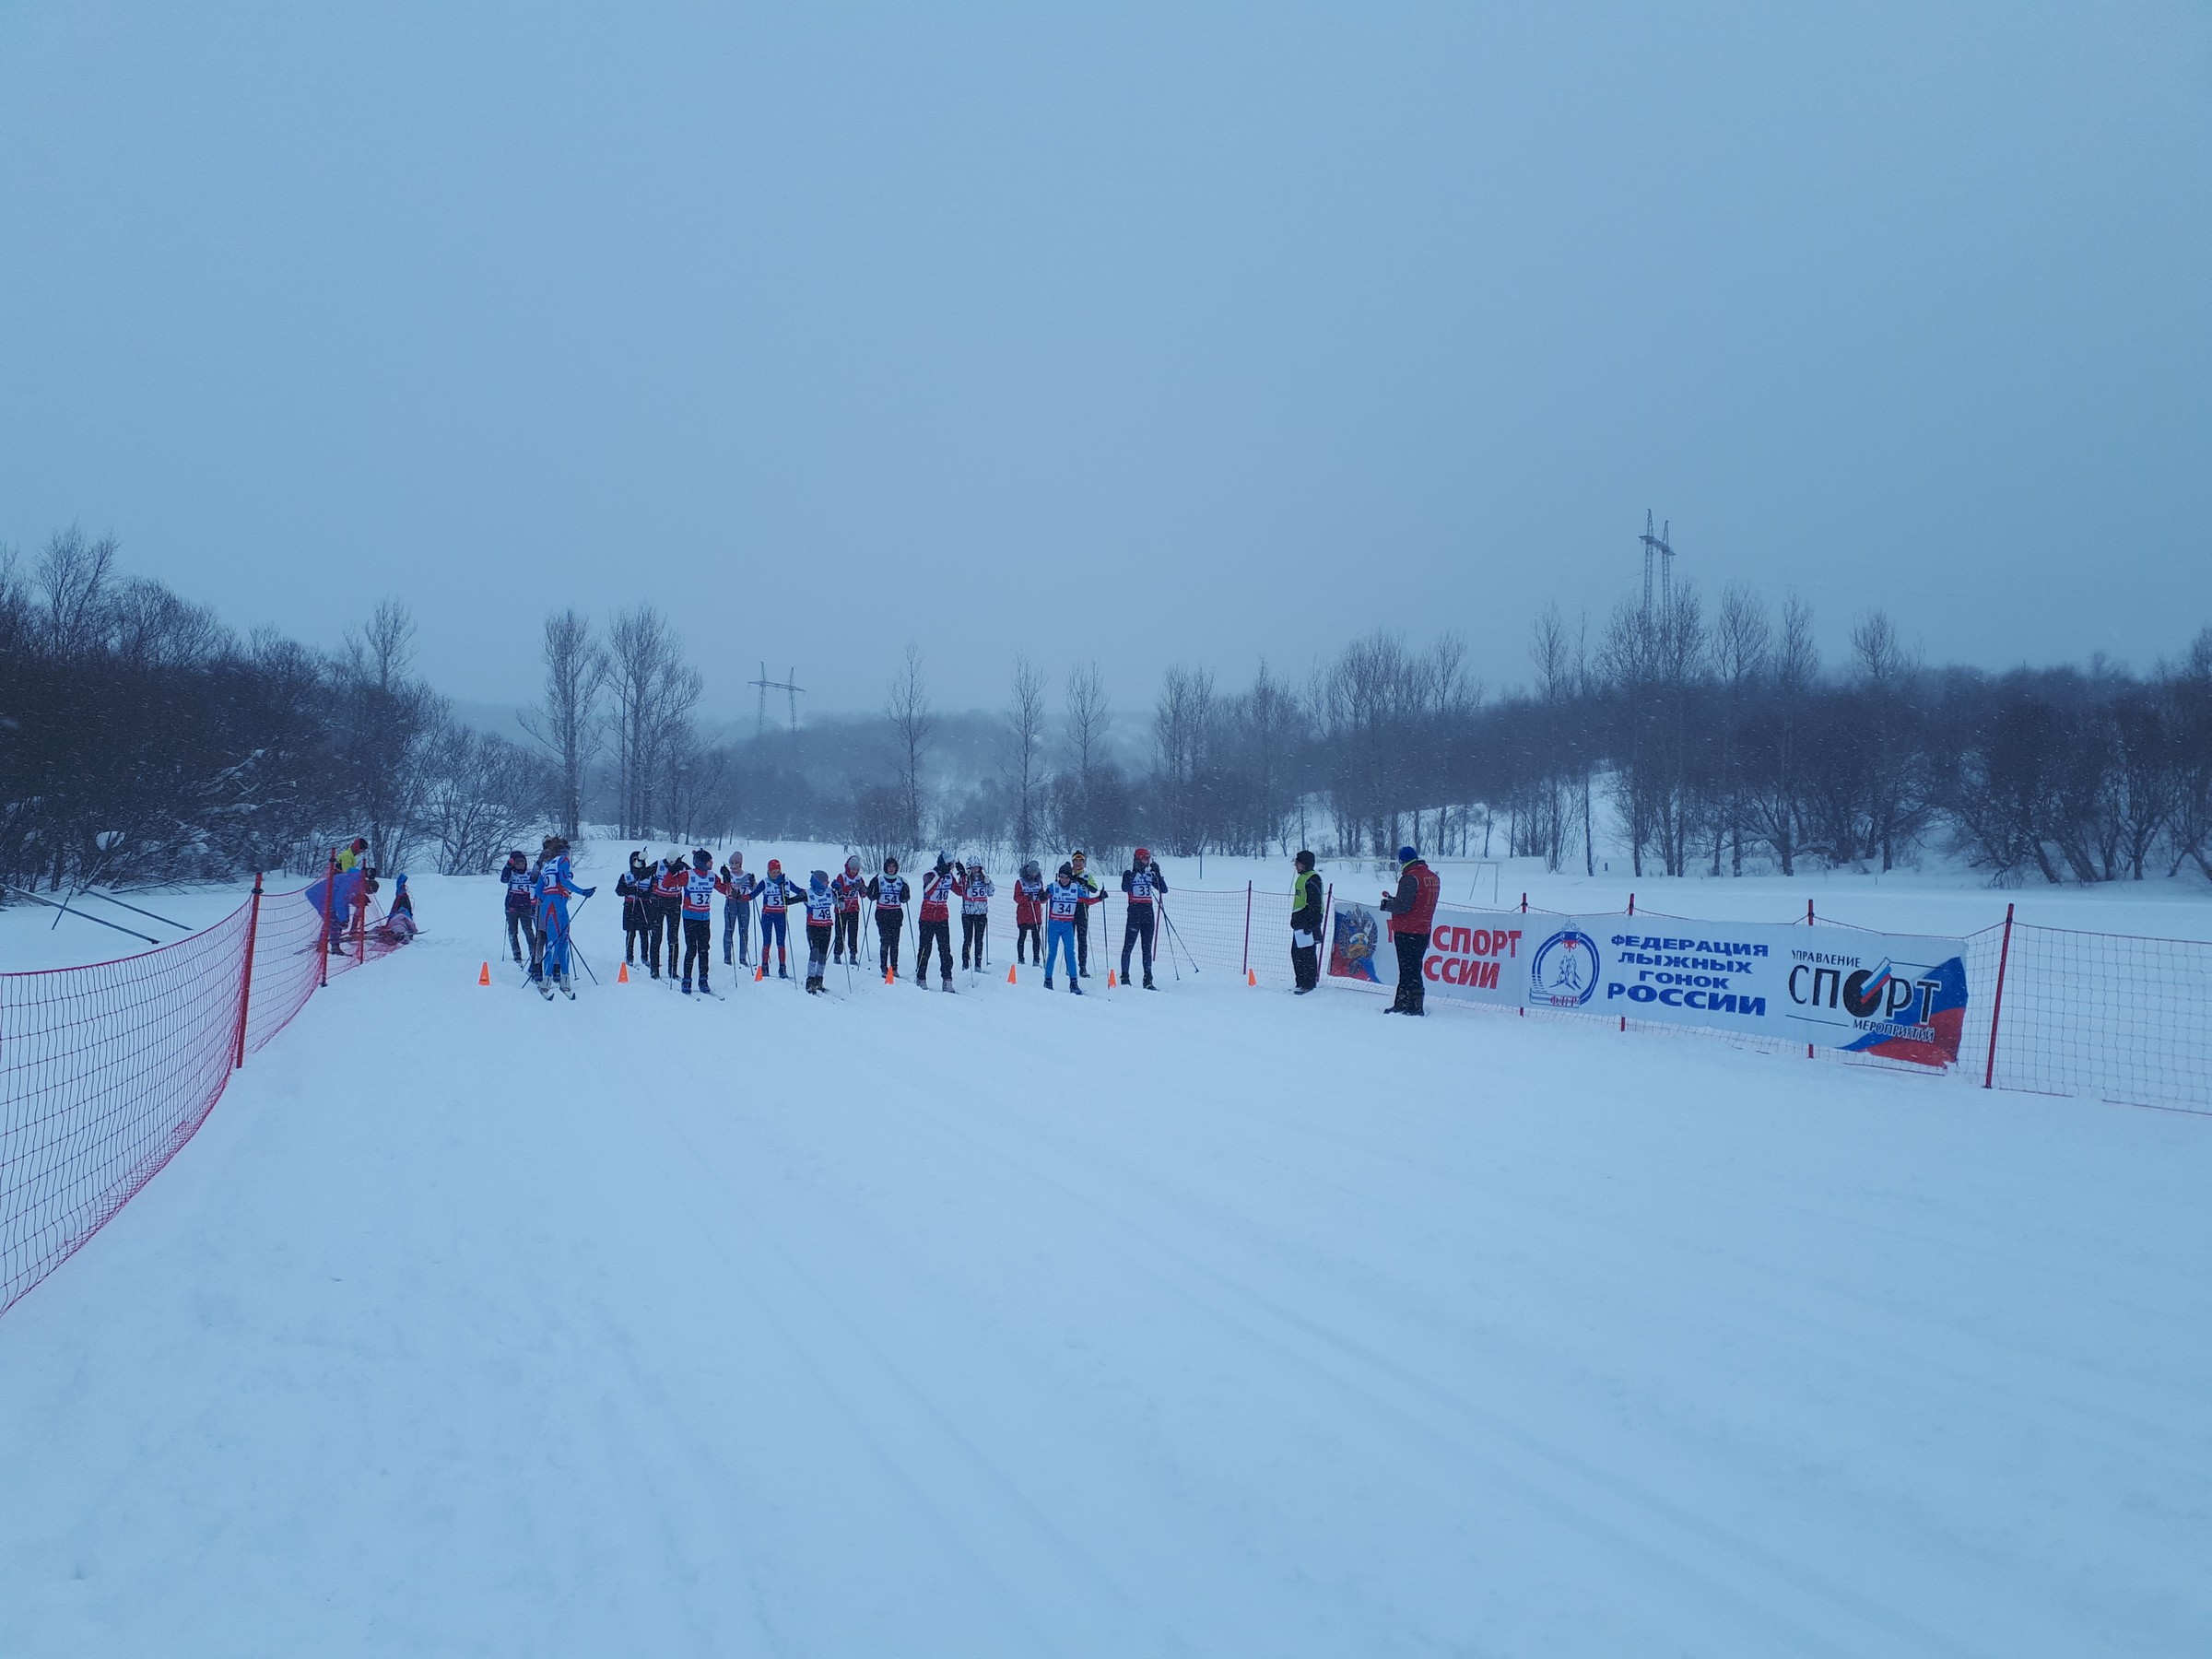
[835,910,860,960]
[1073,903,1091,973]
[916,917,953,982]
[1291,943,1319,990]
[1121,906,1157,978]
[1017,921,1041,962]
[507,905,535,965]
[1392,930,1430,1012]
[806,921,833,980]
[622,902,648,962]
[960,913,988,967]
[877,912,903,976]
[646,901,677,972]
[682,916,712,984]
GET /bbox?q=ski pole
[559,893,601,985]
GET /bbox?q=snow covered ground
[3,860,2210,1655]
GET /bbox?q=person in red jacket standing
[914,853,960,991]
[1378,843,1441,1014]
[1012,859,1046,963]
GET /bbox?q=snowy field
[3,855,2210,1655]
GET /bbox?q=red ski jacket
[1382,860,1441,936]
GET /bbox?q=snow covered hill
[2,871,2208,1655]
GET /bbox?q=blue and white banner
[1330,902,1971,1068]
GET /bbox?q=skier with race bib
[958,858,994,971]
[802,870,838,994]
[756,858,802,979]
[867,857,909,980]
[1119,847,1168,989]
[1068,850,1102,977]
[1012,860,1045,963]
[831,855,866,964]
[535,836,596,999]
[914,853,960,991]
[677,849,719,994]
[649,854,686,980]
[500,849,537,971]
[617,851,653,967]
[1043,862,1102,994]
[720,852,757,970]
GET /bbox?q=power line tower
[749,663,805,740]
[1639,510,1675,619]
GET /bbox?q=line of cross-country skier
[500,839,1176,998]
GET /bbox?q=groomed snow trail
[3,900,2208,1656]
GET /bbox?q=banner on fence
[1330,902,1971,1068]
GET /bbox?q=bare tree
[1152,664,1218,856]
[38,527,120,656]
[419,726,547,874]
[519,609,606,842]
[606,606,699,839]
[1743,595,1818,875]
[1001,654,1051,862]
[886,644,935,853]
[1711,586,1771,875]
[336,599,441,871]
[1060,660,1115,852]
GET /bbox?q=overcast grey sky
[3,4,2206,717]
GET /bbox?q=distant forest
[5,526,2210,891]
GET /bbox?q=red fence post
[233,872,263,1070]
[1807,899,1815,924]
[1320,883,1332,975]
[1520,891,1527,914]
[1984,902,2016,1090]
[1628,892,1635,916]
[1241,881,1253,978]
[317,849,337,988]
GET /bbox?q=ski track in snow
[1,872,2209,1656]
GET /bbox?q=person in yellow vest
[1290,851,1324,994]
[335,836,369,874]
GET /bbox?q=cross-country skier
[802,869,837,993]
[720,852,757,968]
[831,855,866,964]
[617,851,652,966]
[959,858,994,971]
[1379,844,1441,1015]
[915,853,959,991]
[1012,859,1045,963]
[535,835,596,997]
[867,857,909,980]
[649,854,686,980]
[1068,850,1102,977]
[756,858,801,978]
[1290,850,1324,994]
[678,849,718,994]
[501,849,538,969]
[1043,862,1101,993]
[1119,847,1168,989]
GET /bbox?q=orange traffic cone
[885,967,895,985]
[618,962,629,983]
[1006,964,1017,984]
[1247,968,1257,986]
[1107,970,1118,988]
[755,964,765,982]
[477,961,490,986]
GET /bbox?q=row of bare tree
[0,530,547,891]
